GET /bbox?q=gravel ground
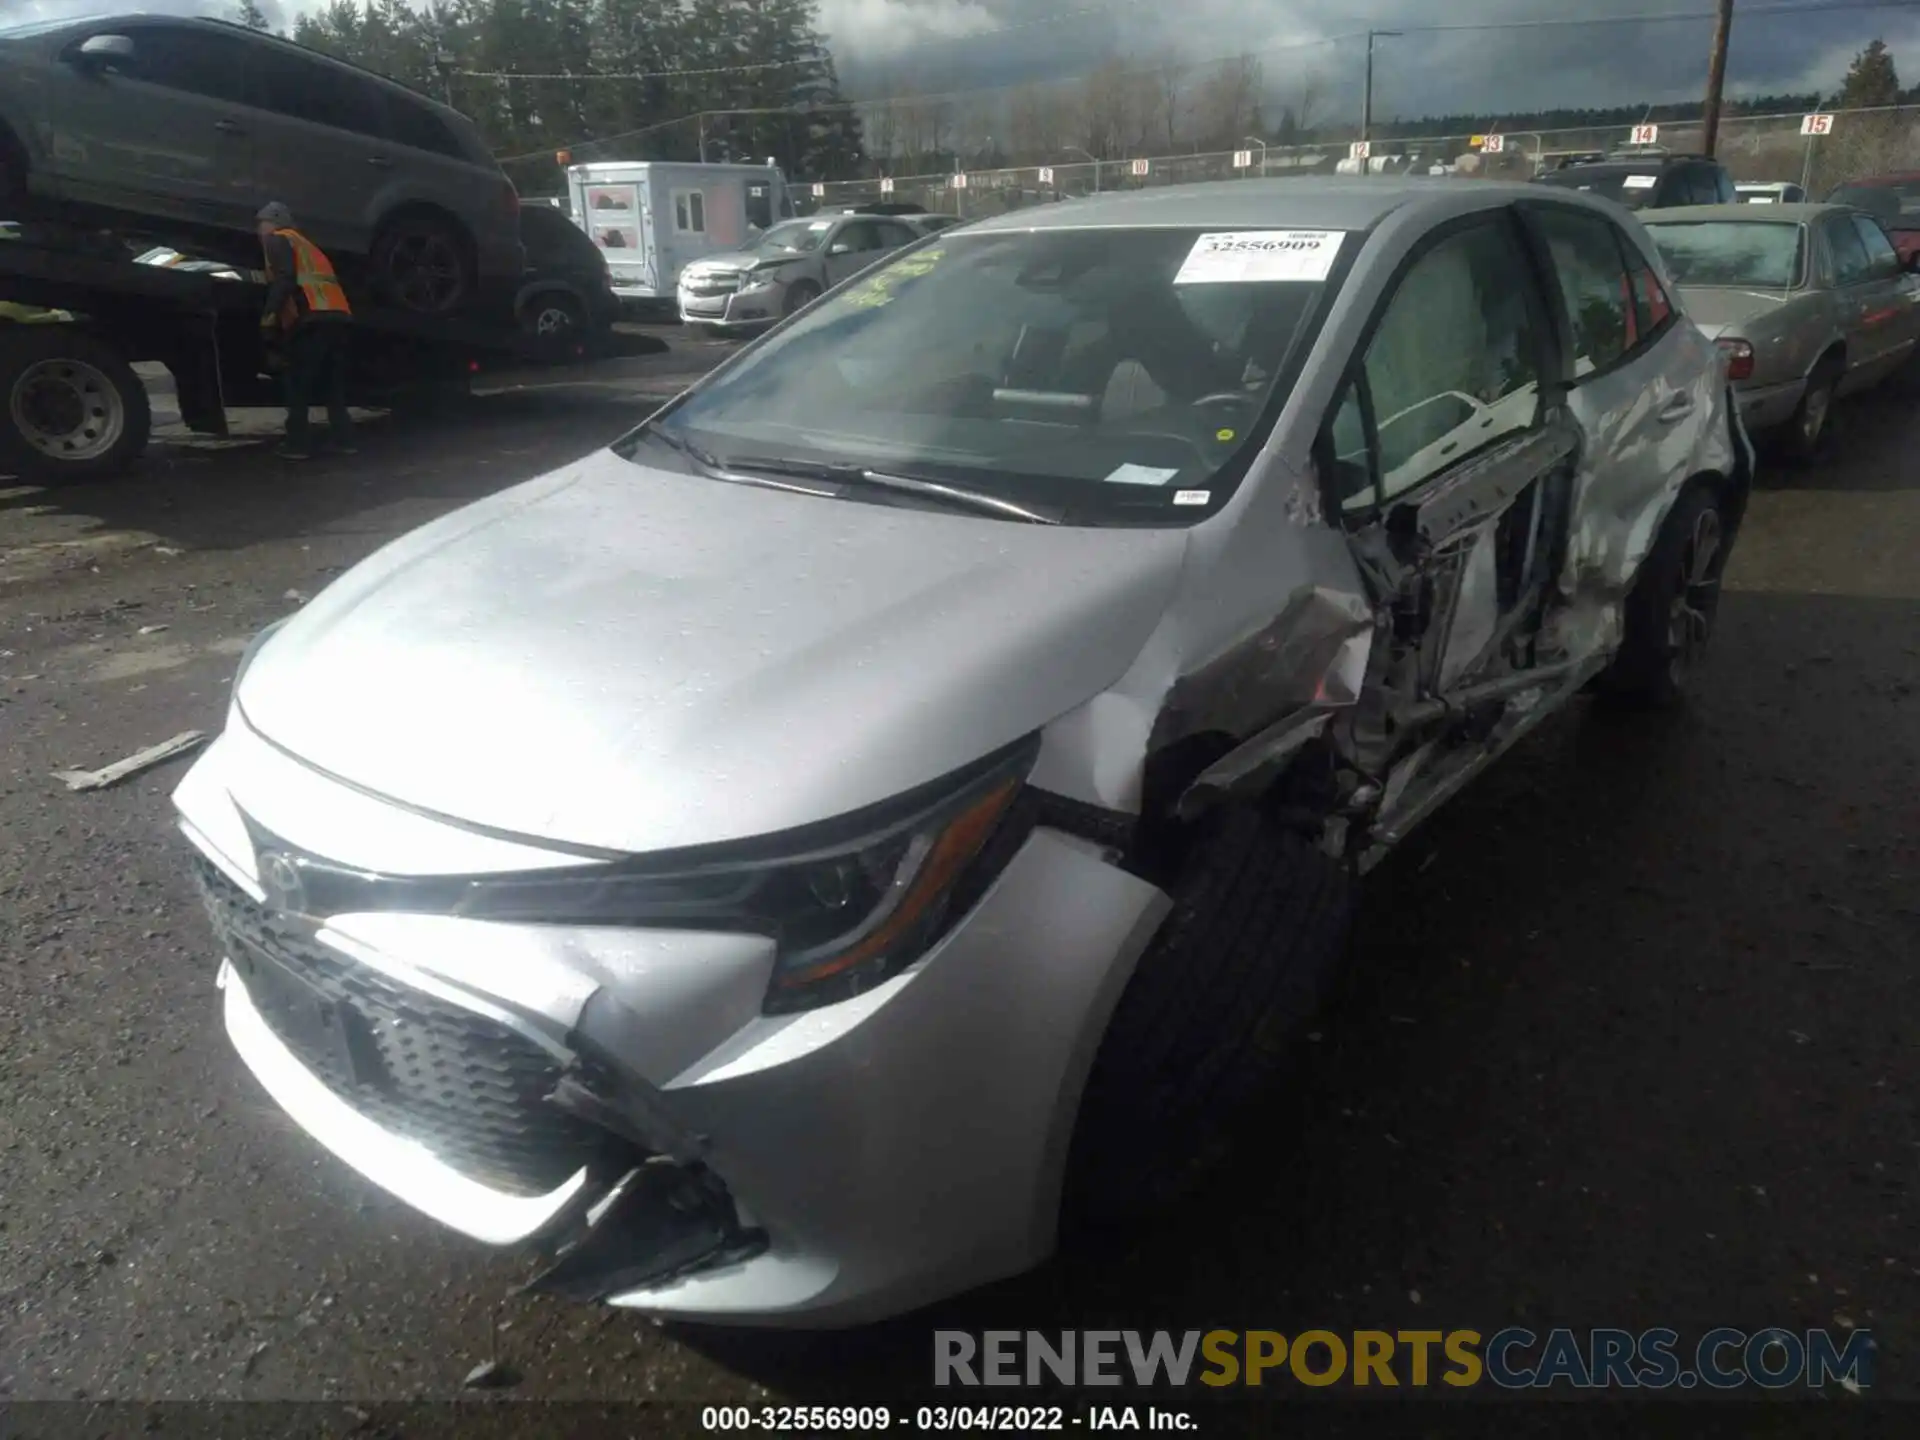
[1,335,1915,1417]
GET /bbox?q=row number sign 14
[1802,113,1835,136]
[1630,123,1660,146]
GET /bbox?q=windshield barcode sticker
[1175,230,1344,285]
[1622,174,1659,190]
[1173,490,1212,506]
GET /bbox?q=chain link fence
[792,105,1920,218]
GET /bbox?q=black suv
[1534,152,1736,212]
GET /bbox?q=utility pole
[1361,29,1402,143]
[1701,0,1736,157]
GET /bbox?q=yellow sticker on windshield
[845,247,946,309]
[1215,428,1237,443]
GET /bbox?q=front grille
[684,272,741,295]
[190,853,612,1196]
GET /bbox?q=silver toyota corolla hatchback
[176,179,1752,1327]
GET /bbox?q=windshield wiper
[721,454,1059,524]
[639,424,723,472]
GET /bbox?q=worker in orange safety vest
[256,202,355,460]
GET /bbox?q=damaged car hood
[236,452,1189,854]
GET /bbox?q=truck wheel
[370,213,473,316]
[1598,482,1728,709]
[0,327,150,484]
[1064,806,1354,1228]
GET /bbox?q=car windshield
[743,219,832,255]
[625,225,1344,524]
[1827,181,1920,222]
[1536,169,1660,210]
[1644,221,1804,289]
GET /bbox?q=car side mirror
[828,242,851,256]
[72,33,136,69]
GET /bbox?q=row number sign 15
[1802,113,1835,136]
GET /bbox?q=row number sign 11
[879,176,894,194]
[1233,150,1253,169]
[1630,123,1659,146]
[1802,113,1835,136]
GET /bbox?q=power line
[458,0,1920,88]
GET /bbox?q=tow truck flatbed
[0,221,551,482]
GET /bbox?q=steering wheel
[1191,392,1254,412]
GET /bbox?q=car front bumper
[676,283,782,327]
[173,718,1169,1326]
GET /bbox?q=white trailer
[566,161,794,309]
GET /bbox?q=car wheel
[1782,354,1839,464]
[1064,806,1354,1228]
[370,213,474,316]
[0,326,150,484]
[1598,482,1728,709]
[520,291,585,347]
[782,280,820,317]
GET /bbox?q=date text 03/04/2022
[699,1405,1195,1431]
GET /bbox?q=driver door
[824,220,885,286]
[1319,209,1573,696]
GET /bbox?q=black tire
[1064,807,1354,1227]
[0,325,150,484]
[1781,353,1840,465]
[370,212,474,316]
[782,280,820,317]
[518,289,586,351]
[1598,482,1728,709]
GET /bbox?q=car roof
[959,177,1544,235]
[1640,202,1845,223]
[1832,171,1920,186]
[147,15,471,121]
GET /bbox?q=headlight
[254,737,1039,1013]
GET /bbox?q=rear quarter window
[385,94,467,160]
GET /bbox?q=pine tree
[1838,38,1901,110]
[235,2,272,30]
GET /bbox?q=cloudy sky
[13,0,1920,120]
